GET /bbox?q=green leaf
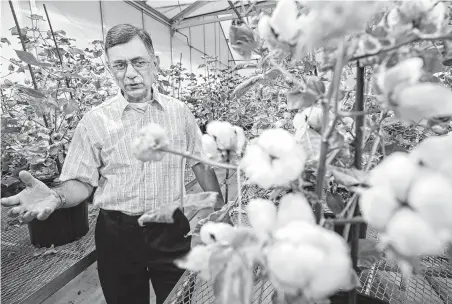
[29,14,45,21]
[232,75,264,98]
[10,26,28,36]
[63,99,79,115]
[17,85,46,99]
[326,192,345,214]
[286,89,318,110]
[15,50,42,66]
[137,192,218,226]
[3,79,14,88]
[229,24,260,60]
[213,252,254,304]
[187,200,235,236]
[330,166,368,187]
[357,239,383,269]
[93,50,103,58]
[306,76,326,94]
[1,38,11,45]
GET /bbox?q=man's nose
[124,63,138,78]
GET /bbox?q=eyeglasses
[110,59,150,72]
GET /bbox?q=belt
[99,209,142,226]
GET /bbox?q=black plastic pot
[1,176,91,248]
[27,199,89,248]
[330,291,389,304]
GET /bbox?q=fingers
[37,207,53,221]
[8,205,26,218]
[20,210,38,223]
[1,194,21,207]
[19,171,37,188]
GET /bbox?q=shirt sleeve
[58,119,101,187]
[184,105,204,168]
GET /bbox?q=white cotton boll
[257,128,299,157]
[272,221,319,244]
[300,106,323,131]
[258,15,273,41]
[293,112,308,130]
[276,193,315,227]
[132,123,169,162]
[267,242,325,292]
[174,245,216,280]
[318,227,350,255]
[240,145,275,189]
[199,222,236,245]
[233,126,246,155]
[246,198,277,234]
[367,152,419,202]
[377,57,424,96]
[269,147,306,187]
[206,121,236,151]
[270,0,301,43]
[383,208,445,257]
[306,255,354,300]
[408,170,452,233]
[358,187,400,231]
[202,134,221,161]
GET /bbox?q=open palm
[1,171,59,223]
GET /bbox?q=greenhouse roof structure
[136,1,276,28]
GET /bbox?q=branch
[162,147,238,170]
[352,33,452,62]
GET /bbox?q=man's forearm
[52,179,94,209]
[192,163,224,209]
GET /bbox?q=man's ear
[154,55,160,70]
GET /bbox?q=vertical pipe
[99,0,105,42]
[348,65,365,304]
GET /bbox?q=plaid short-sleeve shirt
[59,87,204,215]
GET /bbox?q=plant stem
[315,41,346,223]
[9,0,49,129]
[326,216,365,225]
[43,4,74,100]
[347,65,366,304]
[237,166,242,226]
[162,147,237,170]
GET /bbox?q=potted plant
[1,12,115,248]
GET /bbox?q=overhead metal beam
[173,15,235,30]
[170,1,210,24]
[179,0,275,21]
[126,1,171,26]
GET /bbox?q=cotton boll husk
[246,198,277,234]
[199,222,236,245]
[383,208,445,257]
[206,121,236,150]
[408,169,452,235]
[358,186,400,231]
[367,152,419,202]
[276,193,315,227]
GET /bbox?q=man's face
[107,36,156,103]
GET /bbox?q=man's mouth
[126,83,144,90]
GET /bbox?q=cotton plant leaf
[137,192,218,226]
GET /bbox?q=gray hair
[105,24,155,56]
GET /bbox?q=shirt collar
[114,83,165,115]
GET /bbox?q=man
[1,24,224,304]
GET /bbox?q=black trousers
[95,208,192,304]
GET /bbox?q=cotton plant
[356,133,452,276]
[240,128,307,189]
[202,120,246,163]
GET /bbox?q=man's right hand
[0,171,60,223]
